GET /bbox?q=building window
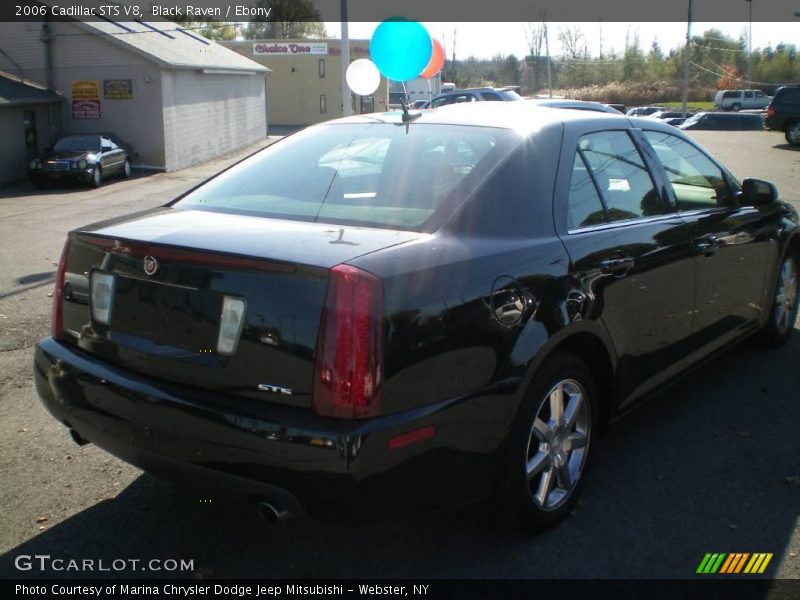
[319,59,325,79]
[320,94,327,114]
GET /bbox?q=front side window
[174,123,517,231]
[577,131,662,222]
[644,131,732,211]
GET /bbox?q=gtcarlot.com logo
[696,552,773,574]
[14,554,194,573]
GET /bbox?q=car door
[555,126,696,406]
[641,129,773,360]
[99,136,125,174]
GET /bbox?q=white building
[0,15,269,183]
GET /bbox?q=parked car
[714,89,772,111]
[430,86,522,108]
[765,86,800,146]
[604,103,626,114]
[663,117,687,127]
[35,104,799,529]
[679,111,763,131]
[28,133,131,188]
[646,111,686,120]
[525,98,620,113]
[626,106,666,117]
[408,99,430,110]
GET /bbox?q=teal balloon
[370,20,433,82]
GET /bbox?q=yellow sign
[71,80,100,101]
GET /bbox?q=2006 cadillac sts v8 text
[34,103,799,529]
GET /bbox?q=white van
[713,89,772,111]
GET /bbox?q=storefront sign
[253,42,328,56]
[104,79,133,99]
[72,100,101,120]
[71,80,100,100]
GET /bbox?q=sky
[324,22,800,59]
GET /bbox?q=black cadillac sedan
[34,104,799,529]
[28,133,131,188]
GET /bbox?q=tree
[244,0,327,39]
[523,17,547,93]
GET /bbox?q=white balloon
[346,59,381,96]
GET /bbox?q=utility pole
[452,28,457,85]
[544,23,552,98]
[681,0,693,117]
[340,1,352,117]
[746,0,753,84]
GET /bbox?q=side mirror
[741,178,778,206]
[101,145,113,152]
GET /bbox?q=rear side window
[577,131,663,222]
[643,131,732,210]
[174,123,517,231]
[776,87,800,103]
[567,153,606,228]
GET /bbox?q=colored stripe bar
[758,554,773,574]
[733,553,750,573]
[709,553,726,574]
[697,553,714,574]
[719,554,736,574]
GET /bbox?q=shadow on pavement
[0,170,154,199]
[1,334,798,580]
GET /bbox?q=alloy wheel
[774,256,798,335]
[525,378,590,511]
[787,124,800,146]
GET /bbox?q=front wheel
[495,353,597,531]
[758,252,799,346]
[121,158,131,179]
[91,165,102,188]
[785,122,800,146]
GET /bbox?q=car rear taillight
[313,264,384,419]
[767,104,775,118]
[51,240,70,341]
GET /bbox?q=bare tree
[522,11,547,94]
[558,25,585,59]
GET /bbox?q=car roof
[325,101,680,138]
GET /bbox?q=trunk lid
[60,208,419,407]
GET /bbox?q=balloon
[346,59,381,96]
[370,19,432,82]
[420,38,445,79]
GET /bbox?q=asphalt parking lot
[0,128,798,580]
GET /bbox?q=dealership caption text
[16,584,429,597]
[14,4,271,19]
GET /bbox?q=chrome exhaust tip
[68,428,90,446]
[257,500,292,524]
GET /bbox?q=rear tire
[731,103,742,112]
[785,122,800,146]
[121,158,131,179]
[757,251,799,347]
[494,353,598,531]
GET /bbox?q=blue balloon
[370,20,433,82]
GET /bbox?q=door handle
[599,256,635,275]
[694,234,719,256]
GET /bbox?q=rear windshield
[174,123,518,231]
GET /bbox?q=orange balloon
[420,38,445,79]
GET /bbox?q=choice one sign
[253,42,328,56]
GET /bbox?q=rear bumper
[34,338,508,518]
